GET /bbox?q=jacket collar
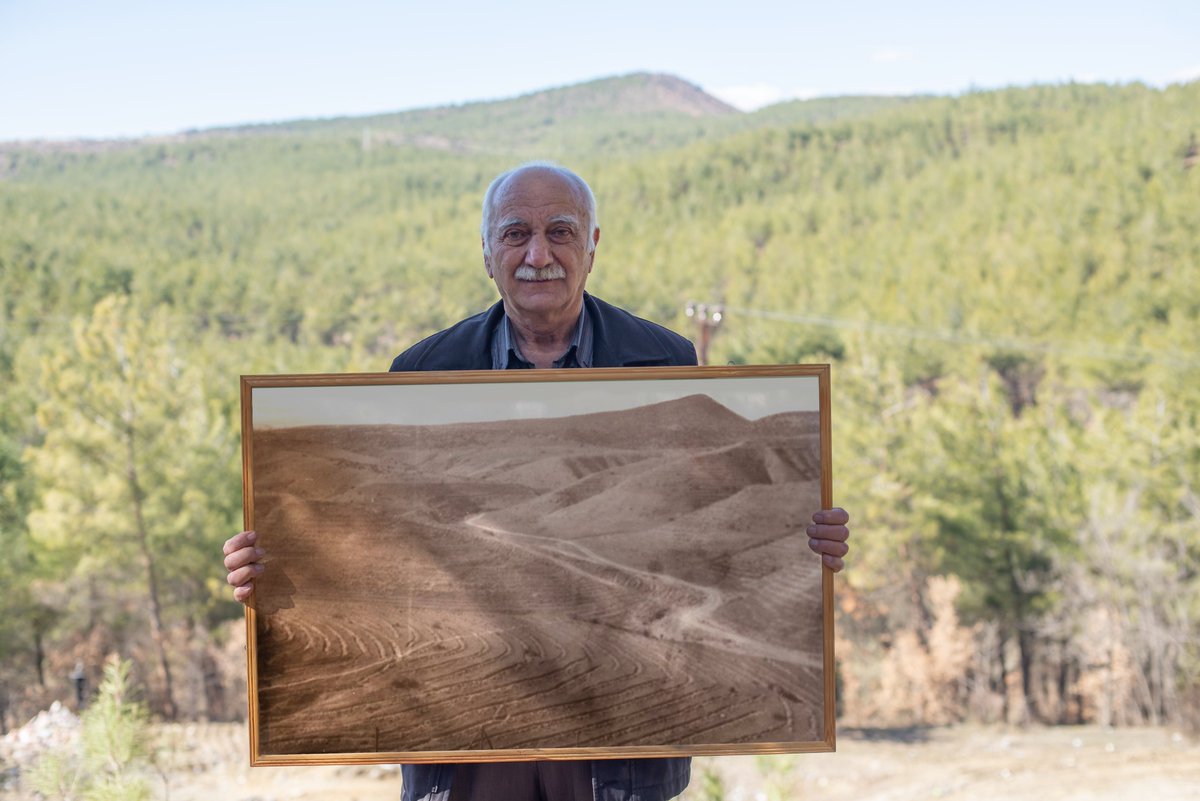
[583,293,678,367]
[462,292,677,369]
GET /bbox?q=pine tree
[26,296,237,718]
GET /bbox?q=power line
[724,305,1198,369]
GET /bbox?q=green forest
[1,72,1197,736]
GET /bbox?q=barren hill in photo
[250,393,825,757]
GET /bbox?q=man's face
[482,168,598,326]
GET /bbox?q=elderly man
[224,162,852,801]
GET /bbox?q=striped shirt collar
[491,304,593,369]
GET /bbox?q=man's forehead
[493,169,585,215]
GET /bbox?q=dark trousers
[448,761,593,801]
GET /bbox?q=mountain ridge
[2,71,934,153]
[218,72,737,136]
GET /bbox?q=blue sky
[1,1,1197,140]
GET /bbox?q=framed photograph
[240,365,834,765]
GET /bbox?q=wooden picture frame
[240,364,834,765]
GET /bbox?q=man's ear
[482,237,494,278]
[588,227,600,273]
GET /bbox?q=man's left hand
[807,508,850,572]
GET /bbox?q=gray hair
[481,161,599,257]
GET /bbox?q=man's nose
[524,232,554,267]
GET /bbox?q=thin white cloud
[710,83,788,111]
[1168,64,1200,83]
[871,48,914,64]
[865,86,917,96]
[710,84,826,111]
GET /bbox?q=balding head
[481,162,599,257]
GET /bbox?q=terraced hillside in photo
[249,394,824,756]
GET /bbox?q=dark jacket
[389,293,697,371]
[391,292,696,801]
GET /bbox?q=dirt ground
[689,724,1200,801]
[5,722,1196,800]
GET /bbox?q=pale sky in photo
[252,375,821,428]
[1,1,1196,140]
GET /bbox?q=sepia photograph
[241,366,833,764]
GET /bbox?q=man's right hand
[223,530,264,604]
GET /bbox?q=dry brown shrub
[1075,607,1139,726]
[839,576,977,726]
[926,576,974,699]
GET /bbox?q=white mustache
[514,264,566,281]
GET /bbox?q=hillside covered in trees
[0,72,1197,733]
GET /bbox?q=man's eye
[549,228,573,240]
[502,230,528,243]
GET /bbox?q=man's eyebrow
[495,215,528,230]
[547,214,581,228]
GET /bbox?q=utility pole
[685,301,724,366]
